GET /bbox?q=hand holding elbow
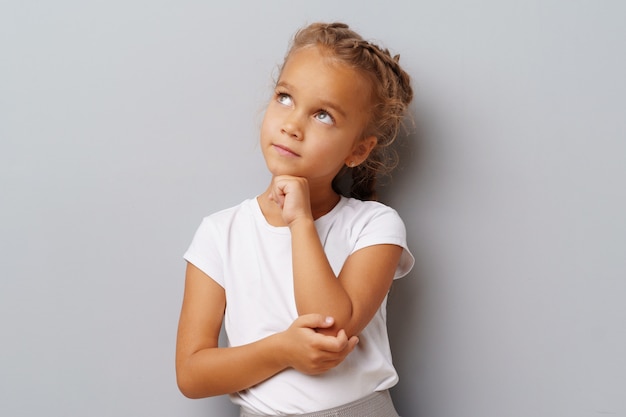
[281,314,359,375]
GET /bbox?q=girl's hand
[268,175,312,226]
[280,314,359,375]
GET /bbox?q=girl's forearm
[177,333,286,398]
[177,314,356,398]
[289,218,354,335]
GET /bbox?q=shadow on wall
[388,274,425,417]
[380,103,430,417]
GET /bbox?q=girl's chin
[264,164,305,178]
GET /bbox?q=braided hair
[279,22,413,201]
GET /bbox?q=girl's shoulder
[337,196,400,218]
[324,197,405,230]
[198,198,258,229]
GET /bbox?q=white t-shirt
[184,196,414,415]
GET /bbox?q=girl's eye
[276,93,293,106]
[315,111,334,125]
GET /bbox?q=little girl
[176,22,414,416]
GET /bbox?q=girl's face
[260,46,376,186]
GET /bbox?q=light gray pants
[239,390,400,417]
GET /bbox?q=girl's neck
[308,187,342,220]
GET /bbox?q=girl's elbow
[178,386,197,399]
[176,367,209,399]
[176,373,197,399]
[316,317,360,339]
[177,379,212,399]
[336,312,366,339]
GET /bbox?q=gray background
[1,1,625,416]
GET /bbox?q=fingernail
[325,316,333,324]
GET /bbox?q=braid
[352,40,411,100]
[346,39,413,200]
[284,22,414,201]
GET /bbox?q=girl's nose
[280,114,303,140]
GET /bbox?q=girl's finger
[294,313,334,329]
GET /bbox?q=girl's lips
[273,144,300,157]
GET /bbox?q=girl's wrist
[269,330,293,370]
[287,216,315,231]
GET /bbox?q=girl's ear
[346,136,377,167]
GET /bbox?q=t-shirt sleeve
[183,217,225,287]
[353,206,415,279]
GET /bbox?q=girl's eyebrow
[276,81,348,119]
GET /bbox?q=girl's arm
[175,262,359,398]
[269,175,403,338]
[290,221,402,338]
